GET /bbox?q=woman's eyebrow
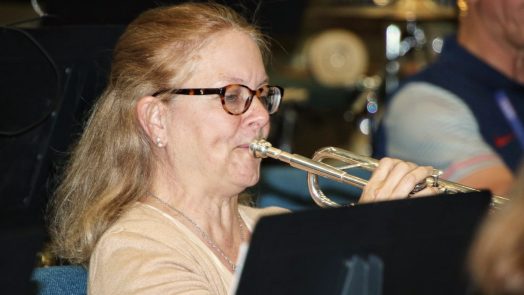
[218,75,269,86]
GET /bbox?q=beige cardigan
[88,202,288,295]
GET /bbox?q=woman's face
[164,29,270,196]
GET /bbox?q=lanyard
[495,90,524,149]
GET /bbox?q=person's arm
[383,82,513,196]
[468,166,524,294]
[456,163,513,196]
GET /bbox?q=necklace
[149,194,245,272]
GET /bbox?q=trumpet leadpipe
[250,139,368,188]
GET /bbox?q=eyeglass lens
[223,85,281,115]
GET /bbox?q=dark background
[0,0,458,269]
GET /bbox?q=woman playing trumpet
[49,2,439,294]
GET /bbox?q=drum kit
[295,0,457,154]
[305,0,457,89]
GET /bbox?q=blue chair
[257,165,368,211]
[31,265,88,295]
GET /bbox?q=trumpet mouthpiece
[249,139,272,158]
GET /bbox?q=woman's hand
[359,157,440,203]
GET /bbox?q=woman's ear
[136,96,166,144]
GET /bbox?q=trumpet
[250,139,508,209]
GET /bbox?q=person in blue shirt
[374,0,524,196]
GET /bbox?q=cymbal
[309,0,457,21]
[306,29,369,87]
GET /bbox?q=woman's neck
[146,176,246,272]
[143,192,250,272]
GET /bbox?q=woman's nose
[244,95,270,128]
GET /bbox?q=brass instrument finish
[250,139,508,209]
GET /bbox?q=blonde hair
[469,164,524,294]
[48,2,269,265]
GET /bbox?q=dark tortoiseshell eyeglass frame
[152,84,283,115]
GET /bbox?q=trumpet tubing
[250,139,508,209]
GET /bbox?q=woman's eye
[224,94,240,102]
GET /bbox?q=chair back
[31,265,87,295]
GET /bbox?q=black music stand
[234,191,492,295]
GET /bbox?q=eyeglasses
[152,84,283,115]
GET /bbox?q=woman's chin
[229,168,260,189]
[226,153,261,187]
[240,171,260,187]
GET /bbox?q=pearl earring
[156,137,164,147]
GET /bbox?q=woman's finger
[390,165,435,198]
[361,157,416,202]
[361,157,438,203]
[410,184,441,198]
[360,157,397,203]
